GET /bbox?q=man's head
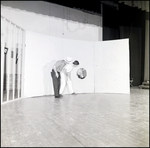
[73,60,79,67]
[65,57,72,63]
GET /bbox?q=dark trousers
[51,69,61,97]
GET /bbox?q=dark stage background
[103,3,146,86]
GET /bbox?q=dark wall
[103,4,145,86]
[103,4,120,40]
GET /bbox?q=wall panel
[62,39,95,94]
[24,31,130,98]
[24,31,63,97]
[95,39,130,94]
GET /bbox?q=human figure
[59,60,79,95]
[51,57,72,98]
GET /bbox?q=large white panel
[62,39,95,94]
[24,31,129,98]
[24,31,95,97]
[95,39,130,94]
[24,31,63,97]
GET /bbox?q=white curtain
[119,1,149,12]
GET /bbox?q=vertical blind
[1,16,26,104]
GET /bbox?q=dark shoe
[55,94,63,98]
[71,92,77,95]
[59,94,63,97]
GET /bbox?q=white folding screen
[24,31,63,97]
[24,31,130,98]
[62,39,95,94]
[95,39,130,94]
[1,16,25,103]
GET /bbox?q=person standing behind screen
[51,57,72,98]
[59,60,79,95]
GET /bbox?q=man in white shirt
[51,57,72,98]
[59,60,79,95]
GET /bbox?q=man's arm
[68,72,71,79]
[53,65,59,78]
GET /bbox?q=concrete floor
[1,87,149,147]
